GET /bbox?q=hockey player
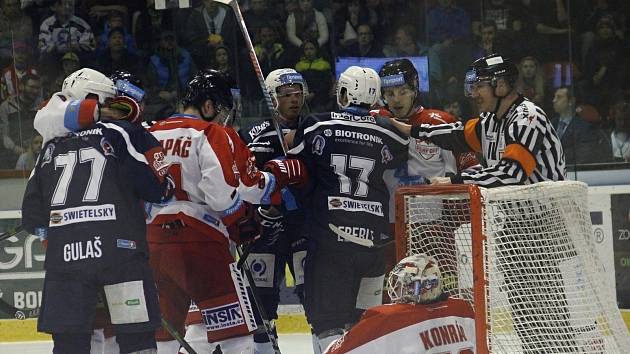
[21,95,173,353]
[237,68,310,353]
[283,66,409,354]
[324,254,475,353]
[389,54,573,351]
[145,69,306,354]
[375,58,480,285]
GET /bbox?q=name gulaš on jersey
[63,236,103,262]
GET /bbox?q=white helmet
[387,254,442,304]
[336,66,380,109]
[265,68,306,109]
[62,68,117,104]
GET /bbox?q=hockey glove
[105,96,143,123]
[264,158,308,190]
[257,206,284,246]
[227,203,260,245]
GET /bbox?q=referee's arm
[453,117,544,187]
[408,119,482,154]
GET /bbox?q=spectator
[0,73,42,168]
[15,134,42,170]
[576,0,626,65]
[146,30,196,119]
[0,42,38,101]
[132,0,176,57]
[551,86,611,165]
[339,23,384,57]
[254,24,287,76]
[515,55,545,106]
[581,15,626,113]
[286,0,329,49]
[0,0,34,67]
[333,0,369,51]
[95,27,141,77]
[294,39,333,112]
[38,0,95,77]
[531,0,571,62]
[50,51,80,97]
[243,0,280,40]
[472,20,510,59]
[78,1,131,27]
[443,99,464,121]
[472,0,524,36]
[384,24,442,88]
[183,0,238,69]
[209,45,235,82]
[609,93,630,162]
[95,10,138,56]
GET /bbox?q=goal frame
[394,184,488,354]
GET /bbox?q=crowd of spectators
[0,0,629,170]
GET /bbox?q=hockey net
[394,181,630,353]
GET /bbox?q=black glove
[257,206,284,246]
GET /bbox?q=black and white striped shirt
[409,95,566,187]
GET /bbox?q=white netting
[398,181,630,353]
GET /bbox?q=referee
[390,54,587,352]
[391,53,566,187]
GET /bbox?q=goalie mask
[182,69,233,122]
[336,66,380,109]
[62,68,117,104]
[387,254,442,304]
[265,68,306,110]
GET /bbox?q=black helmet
[181,69,234,113]
[379,58,419,91]
[109,70,145,102]
[464,54,518,97]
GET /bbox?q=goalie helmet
[379,58,419,91]
[62,68,117,104]
[336,66,380,109]
[265,68,306,109]
[387,254,442,304]
[181,69,233,120]
[464,53,518,98]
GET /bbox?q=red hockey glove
[106,96,142,123]
[227,203,260,245]
[264,158,308,190]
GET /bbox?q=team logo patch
[414,139,440,160]
[116,239,137,250]
[329,198,343,208]
[323,129,333,137]
[312,135,325,156]
[201,302,244,331]
[145,147,169,177]
[381,144,393,164]
[41,143,55,166]
[100,137,116,157]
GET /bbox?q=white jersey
[325,298,476,354]
[34,92,99,144]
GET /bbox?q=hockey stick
[0,225,25,243]
[235,245,282,354]
[161,317,198,354]
[0,298,39,320]
[213,0,288,156]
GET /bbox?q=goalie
[324,254,475,354]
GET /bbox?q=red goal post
[394,181,630,354]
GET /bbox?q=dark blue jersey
[289,108,408,247]
[239,118,295,170]
[21,120,170,271]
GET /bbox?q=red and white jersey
[325,298,476,354]
[373,107,479,221]
[34,92,99,144]
[146,114,276,239]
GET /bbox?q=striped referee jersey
[409,95,566,187]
